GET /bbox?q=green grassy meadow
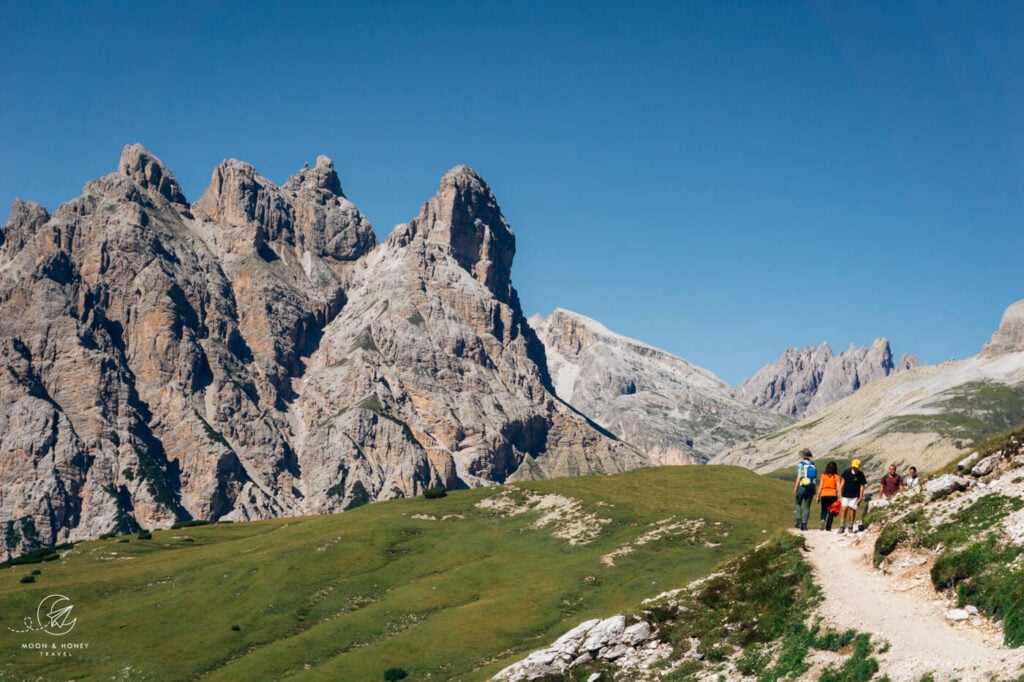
[0,466,791,681]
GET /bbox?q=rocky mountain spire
[117,143,188,205]
[981,300,1024,356]
[734,338,923,419]
[1,199,50,253]
[283,155,345,200]
[389,166,516,304]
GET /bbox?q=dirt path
[800,527,1024,681]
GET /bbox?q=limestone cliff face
[734,339,922,419]
[0,147,643,559]
[982,300,1024,356]
[292,170,646,507]
[529,309,793,464]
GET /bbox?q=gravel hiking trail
[801,528,1024,681]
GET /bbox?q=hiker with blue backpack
[793,448,817,531]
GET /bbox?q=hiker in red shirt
[863,463,903,530]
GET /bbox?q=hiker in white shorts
[838,459,867,534]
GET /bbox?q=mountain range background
[2,146,1021,561]
[3,3,1022,390]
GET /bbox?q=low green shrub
[170,520,210,530]
[383,668,408,681]
[423,486,447,499]
[137,530,152,540]
[0,543,73,568]
[818,633,878,681]
[19,575,35,584]
[873,523,908,567]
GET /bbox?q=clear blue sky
[2,1,1021,385]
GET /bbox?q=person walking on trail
[903,466,920,488]
[838,459,867,534]
[793,448,817,531]
[863,463,903,528]
[817,461,840,531]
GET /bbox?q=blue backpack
[798,460,817,486]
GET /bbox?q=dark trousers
[820,495,838,530]
[794,485,815,524]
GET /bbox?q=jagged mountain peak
[735,337,917,419]
[283,155,345,199]
[117,143,188,206]
[389,165,516,304]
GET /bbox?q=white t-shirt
[904,475,919,488]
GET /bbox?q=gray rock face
[529,309,793,464]
[0,146,644,559]
[734,339,922,419]
[981,300,1024,356]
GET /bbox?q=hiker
[793,448,817,531]
[863,463,902,528]
[903,466,920,488]
[878,463,902,499]
[816,461,840,531]
[838,459,867,534]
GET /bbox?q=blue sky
[2,1,1021,385]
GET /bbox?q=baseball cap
[852,459,862,468]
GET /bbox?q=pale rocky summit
[982,300,1024,356]
[734,338,922,419]
[0,146,643,559]
[529,309,792,464]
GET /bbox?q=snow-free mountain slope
[530,309,793,464]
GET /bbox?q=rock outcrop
[982,300,1024,356]
[0,145,645,559]
[734,339,922,419]
[529,309,793,464]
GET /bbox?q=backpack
[798,459,817,486]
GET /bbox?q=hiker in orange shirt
[816,461,840,531]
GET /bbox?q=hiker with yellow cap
[838,459,867,534]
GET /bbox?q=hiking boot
[858,524,866,532]
[838,526,845,534]
[819,520,825,530]
[795,520,802,529]
[801,522,807,531]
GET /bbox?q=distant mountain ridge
[715,299,1024,477]
[529,309,793,464]
[734,339,922,419]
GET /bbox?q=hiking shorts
[841,496,860,510]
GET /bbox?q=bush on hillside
[170,519,210,530]
[0,543,73,568]
[383,668,407,680]
[423,486,447,499]
[345,481,371,510]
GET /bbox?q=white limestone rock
[926,474,971,501]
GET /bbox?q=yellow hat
[852,459,862,468]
